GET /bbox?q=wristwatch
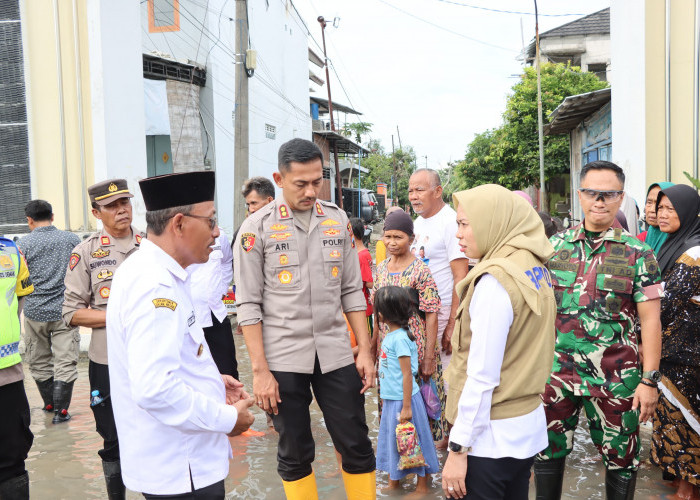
[448,441,471,454]
[642,370,661,383]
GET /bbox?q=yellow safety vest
[0,239,25,369]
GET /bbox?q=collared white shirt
[188,229,233,327]
[107,239,237,495]
[449,274,548,459]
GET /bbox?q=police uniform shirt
[106,238,237,495]
[234,198,367,374]
[62,227,144,364]
[187,229,233,328]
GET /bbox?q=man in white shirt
[408,169,469,374]
[107,171,254,499]
[188,229,237,377]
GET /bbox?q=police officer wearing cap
[107,171,254,499]
[62,179,145,499]
[234,138,376,500]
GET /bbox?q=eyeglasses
[183,214,217,230]
[578,189,624,204]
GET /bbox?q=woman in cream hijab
[442,185,557,499]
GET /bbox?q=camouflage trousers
[537,383,640,472]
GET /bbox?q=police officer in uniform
[534,161,663,499]
[107,171,254,499]
[234,138,376,500]
[63,179,145,499]
[0,237,34,499]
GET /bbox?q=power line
[433,0,585,17]
[378,0,518,53]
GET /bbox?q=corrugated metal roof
[545,88,611,135]
[310,96,362,116]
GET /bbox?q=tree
[452,63,609,191]
[352,139,414,209]
[341,121,373,143]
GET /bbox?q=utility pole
[424,155,428,168]
[396,125,402,149]
[318,16,343,209]
[234,0,250,228]
[534,0,547,212]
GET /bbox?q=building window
[148,0,180,33]
[323,167,331,179]
[265,124,276,140]
[587,63,607,81]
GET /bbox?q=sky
[293,0,610,170]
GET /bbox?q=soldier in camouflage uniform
[534,161,663,500]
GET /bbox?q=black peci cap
[139,171,216,211]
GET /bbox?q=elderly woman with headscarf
[650,184,700,500]
[639,182,675,252]
[371,209,449,444]
[441,185,557,499]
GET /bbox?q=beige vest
[445,250,556,423]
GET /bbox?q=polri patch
[320,219,340,226]
[270,224,288,231]
[99,286,110,299]
[100,236,111,246]
[69,253,81,271]
[153,298,177,310]
[240,233,256,252]
[278,270,293,285]
[331,266,339,278]
[329,250,341,258]
[323,228,341,236]
[92,248,110,258]
[279,254,289,265]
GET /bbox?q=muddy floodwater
[23,334,680,499]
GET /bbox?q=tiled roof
[541,7,610,38]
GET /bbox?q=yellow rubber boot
[341,470,377,500]
[282,472,318,500]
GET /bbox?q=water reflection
[23,335,678,499]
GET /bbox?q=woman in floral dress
[371,209,447,442]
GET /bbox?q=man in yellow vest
[0,236,35,499]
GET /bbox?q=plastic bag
[396,421,426,470]
[420,378,441,420]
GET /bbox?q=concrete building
[8,0,311,236]
[611,0,697,204]
[527,8,611,81]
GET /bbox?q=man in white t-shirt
[408,169,469,374]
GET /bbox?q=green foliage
[354,139,414,208]
[684,171,700,190]
[341,121,373,143]
[452,63,609,191]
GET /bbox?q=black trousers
[143,479,225,499]
[270,358,375,481]
[202,313,238,379]
[463,455,534,500]
[0,380,33,484]
[88,361,120,462]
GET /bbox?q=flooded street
[23,332,679,499]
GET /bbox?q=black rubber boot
[52,380,74,424]
[605,469,637,500]
[102,460,126,500]
[0,471,29,500]
[534,457,566,500]
[35,377,54,412]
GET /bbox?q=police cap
[88,179,134,206]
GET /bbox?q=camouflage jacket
[547,221,663,398]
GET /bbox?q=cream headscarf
[453,184,555,314]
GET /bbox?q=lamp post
[318,16,344,209]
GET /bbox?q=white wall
[88,0,148,229]
[610,1,647,206]
[248,0,311,182]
